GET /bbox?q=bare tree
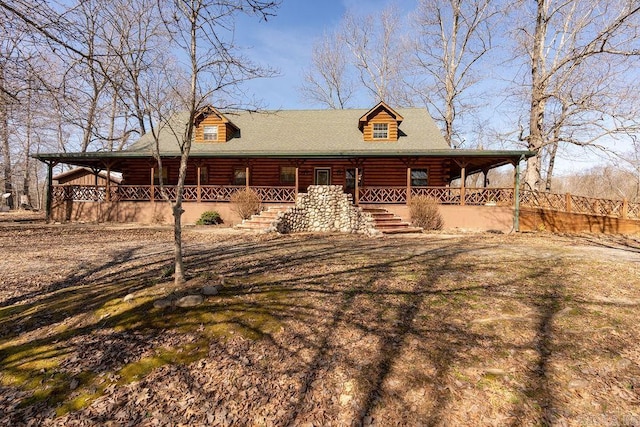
[341,6,409,106]
[410,0,499,147]
[516,0,640,190]
[300,30,355,109]
[153,0,279,285]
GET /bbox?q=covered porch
[35,149,533,229]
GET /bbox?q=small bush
[230,189,261,220]
[409,195,444,230]
[196,210,222,225]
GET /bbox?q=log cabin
[34,102,534,232]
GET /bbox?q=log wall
[118,158,452,189]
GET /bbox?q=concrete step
[362,207,423,234]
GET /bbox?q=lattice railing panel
[52,186,69,202]
[153,186,177,201]
[628,202,640,219]
[251,186,295,203]
[182,186,198,201]
[464,188,514,206]
[520,191,567,211]
[115,185,151,201]
[52,185,105,201]
[200,186,245,201]
[411,187,461,204]
[359,186,407,204]
[571,195,623,217]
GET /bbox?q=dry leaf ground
[0,219,639,426]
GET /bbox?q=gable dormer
[194,106,239,143]
[358,101,404,142]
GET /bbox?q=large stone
[202,285,220,296]
[176,295,204,307]
[153,299,172,309]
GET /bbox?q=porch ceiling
[32,149,534,172]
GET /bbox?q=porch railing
[51,184,640,220]
[359,186,515,206]
[54,184,297,203]
[520,190,640,220]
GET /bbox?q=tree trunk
[525,0,548,191]
[0,66,13,209]
[544,142,558,192]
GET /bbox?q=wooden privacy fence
[520,190,640,220]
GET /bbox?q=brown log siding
[362,109,399,142]
[118,158,452,189]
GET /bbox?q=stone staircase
[235,206,290,231]
[361,207,423,234]
[236,205,422,235]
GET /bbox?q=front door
[314,168,331,185]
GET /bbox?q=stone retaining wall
[276,186,378,235]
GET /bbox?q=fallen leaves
[0,225,639,425]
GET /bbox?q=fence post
[622,198,628,219]
[565,193,572,213]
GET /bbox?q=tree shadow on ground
[1,229,635,425]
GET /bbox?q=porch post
[295,166,299,202]
[45,161,55,223]
[514,156,523,232]
[105,164,111,202]
[355,167,360,205]
[460,166,466,206]
[622,198,629,219]
[406,167,412,205]
[483,168,489,188]
[150,165,155,203]
[196,163,202,202]
[245,165,250,190]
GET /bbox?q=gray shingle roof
[127,108,449,155]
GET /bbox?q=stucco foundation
[362,204,515,233]
[52,200,517,232]
[51,200,288,226]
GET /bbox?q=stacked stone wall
[275,186,378,235]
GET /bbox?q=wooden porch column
[150,165,155,203]
[355,167,360,205]
[483,168,489,188]
[105,164,111,202]
[406,167,412,205]
[460,166,466,206]
[196,163,202,202]
[295,167,299,202]
[245,166,250,190]
[45,161,55,223]
[513,156,523,232]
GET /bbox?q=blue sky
[236,0,409,109]
[231,1,634,173]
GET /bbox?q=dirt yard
[0,221,639,426]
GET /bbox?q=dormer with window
[358,101,403,142]
[194,106,239,143]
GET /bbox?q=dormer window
[203,125,218,141]
[373,123,388,139]
[359,102,402,142]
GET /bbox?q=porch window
[345,169,362,189]
[153,166,168,185]
[233,168,246,185]
[203,125,218,141]
[411,169,428,186]
[373,123,388,139]
[280,166,296,184]
[199,166,209,184]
